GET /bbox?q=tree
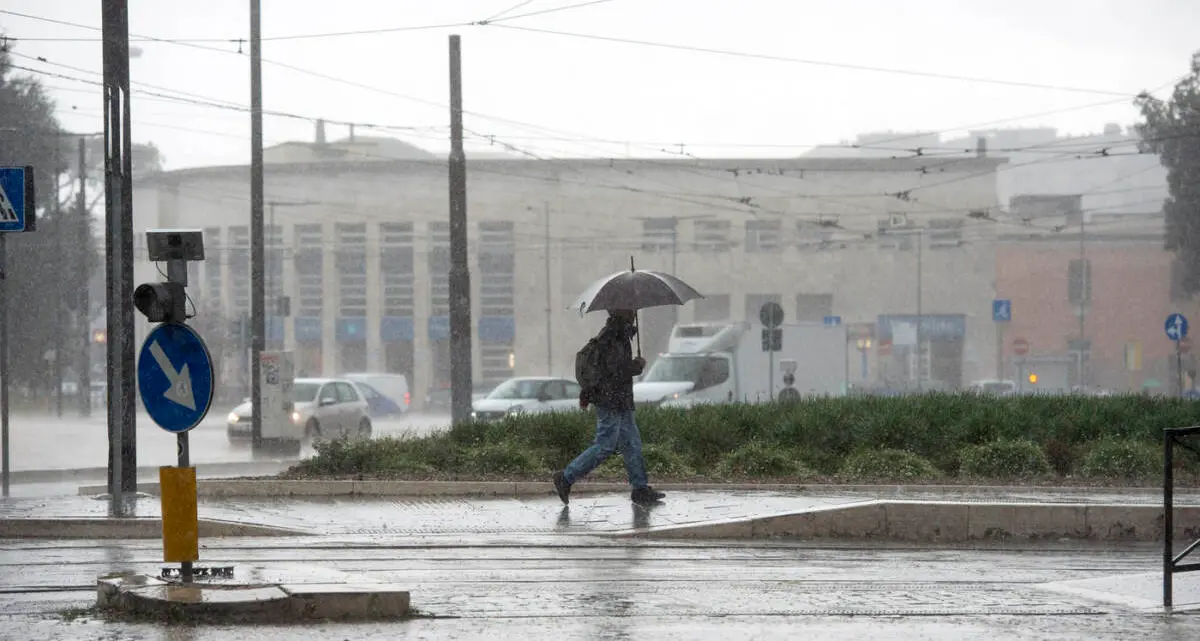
[0,41,100,398]
[1136,52,1200,294]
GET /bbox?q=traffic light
[133,281,186,324]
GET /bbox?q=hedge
[283,393,1200,484]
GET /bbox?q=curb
[16,461,290,485]
[77,478,1200,499]
[0,517,310,539]
[613,500,1200,543]
[97,572,410,622]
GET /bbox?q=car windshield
[292,382,321,402]
[487,379,545,400]
[641,356,709,383]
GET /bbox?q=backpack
[575,337,605,394]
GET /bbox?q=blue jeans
[563,406,648,490]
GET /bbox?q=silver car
[226,377,373,443]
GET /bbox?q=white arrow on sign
[148,341,196,411]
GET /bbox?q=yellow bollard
[159,466,198,564]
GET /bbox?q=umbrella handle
[629,255,642,357]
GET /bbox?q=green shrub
[715,442,813,478]
[593,444,695,479]
[840,448,940,481]
[461,443,544,475]
[1079,439,1160,480]
[959,440,1052,479]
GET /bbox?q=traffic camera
[135,229,205,324]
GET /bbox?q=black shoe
[553,471,572,505]
[631,486,665,505]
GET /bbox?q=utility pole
[77,137,91,418]
[447,34,473,425]
[1077,210,1087,389]
[53,153,63,417]
[915,228,923,392]
[102,0,136,507]
[543,202,552,375]
[249,0,266,451]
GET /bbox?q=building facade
[131,138,1009,406]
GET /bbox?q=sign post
[1012,337,1029,390]
[759,302,784,401]
[1166,313,1190,397]
[0,166,35,498]
[134,230,211,584]
[993,299,1011,379]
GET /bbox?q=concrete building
[996,209,1185,393]
[131,134,1009,407]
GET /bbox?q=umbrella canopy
[572,269,705,315]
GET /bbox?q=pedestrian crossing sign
[0,166,35,233]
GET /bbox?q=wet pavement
[1,536,1199,639]
[0,490,866,536]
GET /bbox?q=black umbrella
[572,257,704,356]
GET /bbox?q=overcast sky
[2,0,1197,170]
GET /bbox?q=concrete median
[617,500,1200,543]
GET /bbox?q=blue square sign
[992,299,1012,323]
[0,166,34,233]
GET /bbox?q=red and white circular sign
[1012,338,1030,356]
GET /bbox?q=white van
[342,372,411,415]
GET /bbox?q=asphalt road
[4,410,452,474]
[1,537,1198,640]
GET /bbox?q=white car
[471,377,582,421]
[226,377,372,443]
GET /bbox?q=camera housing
[145,228,205,262]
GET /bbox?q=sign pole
[0,233,7,498]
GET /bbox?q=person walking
[554,309,665,506]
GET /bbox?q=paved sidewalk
[0,490,866,536]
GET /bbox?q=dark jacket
[583,320,644,411]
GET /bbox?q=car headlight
[507,405,525,415]
[471,411,478,419]
[291,411,301,423]
[227,412,239,424]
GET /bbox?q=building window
[641,217,677,253]
[744,293,781,322]
[203,227,221,307]
[693,294,730,321]
[380,222,414,317]
[796,294,833,322]
[1068,258,1092,304]
[266,224,283,303]
[429,222,450,317]
[744,219,782,252]
[336,223,367,318]
[695,219,731,252]
[481,343,514,386]
[228,226,249,313]
[294,224,323,318]
[928,218,963,249]
[479,221,515,318]
[796,221,834,250]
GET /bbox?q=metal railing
[1164,425,1200,610]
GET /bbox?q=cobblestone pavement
[1,536,1198,640]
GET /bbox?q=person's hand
[633,356,646,371]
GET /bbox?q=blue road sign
[824,316,842,327]
[0,166,35,233]
[137,323,215,433]
[992,299,1012,323]
[1166,313,1190,342]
